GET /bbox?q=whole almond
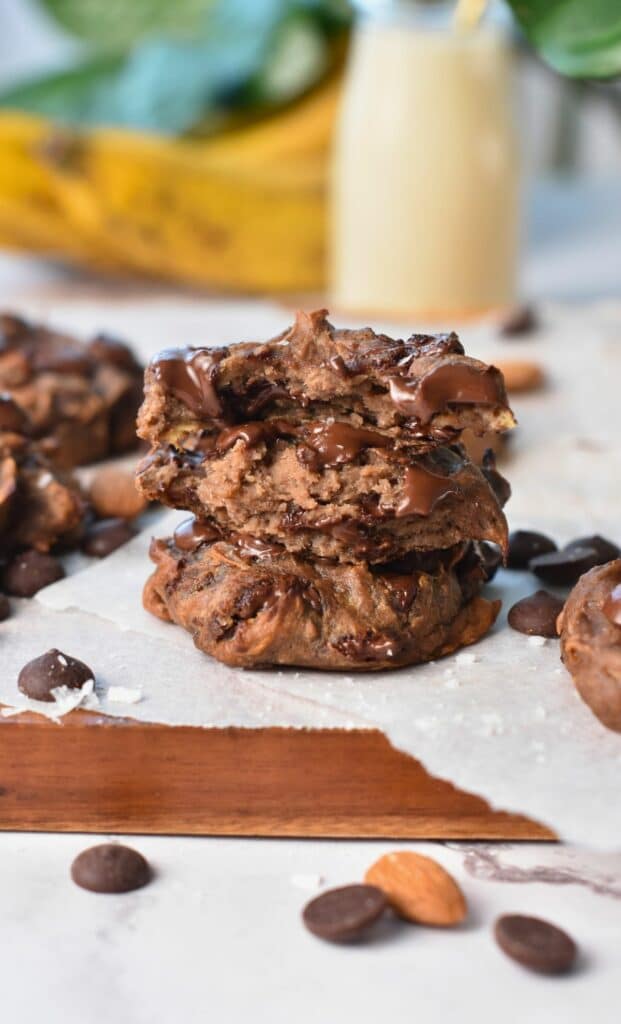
[88,466,147,521]
[364,851,467,926]
[495,359,545,394]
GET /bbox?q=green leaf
[506,0,621,78]
[38,0,214,49]
[0,55,126,124]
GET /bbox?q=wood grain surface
[0,712,553,838]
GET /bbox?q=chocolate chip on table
[507,530,557,570]
[81,517,137,557]
[529,546,599,588]
[0,592,10,621]
[494,914,577,975]
[302,884,387,943]
[71,843,151,894]
[507,590,564,638]
[18,648,94,702]
[565,534,620,565]
[498,304,538,337]
[2,549,65,597]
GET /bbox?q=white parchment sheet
[1,295,620,845]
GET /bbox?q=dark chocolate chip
[81,517,137,558]
[18,648,93,702]
[529,546,598,587]
[0,592,10,620]
[302,884,387,943]
[88,333,140,372]
[507,590,564,638]
[507,530,557,569]
[494,914,577,975]
[498,304,538,337]
[2,549,64,597]
[71,843,151,894]
[565,534,619,565]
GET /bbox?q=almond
[88,466,147,521]
[495,359,545,394]
[364,851,467,926]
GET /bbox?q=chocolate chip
[302,884,387,943]
[18,648,93,702]
[507,530,557,569]
[530,546,598,587]
[507,590,564,638]
[71,843,151,894]
[494,914,577,974]
[88,333,140,372]
[2,549,64,597]
[565,534,619,565]
[481,449,511,508]
[0,592,10,620]
[498,304,538,337]
[81,517,137,557]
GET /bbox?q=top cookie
[0,312,143,468]
[138,309,515,448]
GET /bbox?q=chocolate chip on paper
[530,546,599,587]
[494,914,577,975]
[507,530,557,570]
[18,648,94,702]
[565,534,619,565]
[302,884,387,942]
[81,517,137,557]
[507,591,564,638]
[71,843,151,894]
[498,304,539,337]
[2,549,64,597]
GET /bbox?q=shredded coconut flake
[528,635,547,647]
[106,686,142,704]
[455,651,478,665]
[1,678,97,723]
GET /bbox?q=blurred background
[0,0,618,310]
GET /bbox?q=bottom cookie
[558,559,621,732]
[143,526,500,671]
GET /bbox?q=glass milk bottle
[331,1,519,319]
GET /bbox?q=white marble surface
[0,183,620,1022]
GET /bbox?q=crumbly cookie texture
[0,312,143,468]
[143,529,500,671]
[137,309,515,448]
[558,560,621,732]
[0,426,86,554]
[136,438,507,564]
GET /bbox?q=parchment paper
[1,295,620,845]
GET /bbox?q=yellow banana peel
[0,74,341,293]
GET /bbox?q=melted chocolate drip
[153,348,225,418]
[173,516,220,552]
[303,421,390,467]
[393,464,462,518]
[389,363,504,423]
[603,584,621,627]
[232,533,284,560]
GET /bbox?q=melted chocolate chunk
[153,347,225,418]
[603,583,621,626]
[303,421,391,468]
[232,533,284,560]
[173,516,220,552]
[215,421,275,452]
[336,632,401,661]
[393,464,461,518]
[481,448,511,508]
[380,572,418,612]
[389,363,504,423]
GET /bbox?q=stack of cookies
[137,310,514,670]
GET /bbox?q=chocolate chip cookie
[0,313,142,468]
[558,559,621,731]
[143,530,500,670]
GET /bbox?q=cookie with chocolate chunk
[0,313,142,468]
[136,435,508,564]
[143,527,500,670]
[558,560,621,732]
[0,430,86,555]
[137,309,515,450]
